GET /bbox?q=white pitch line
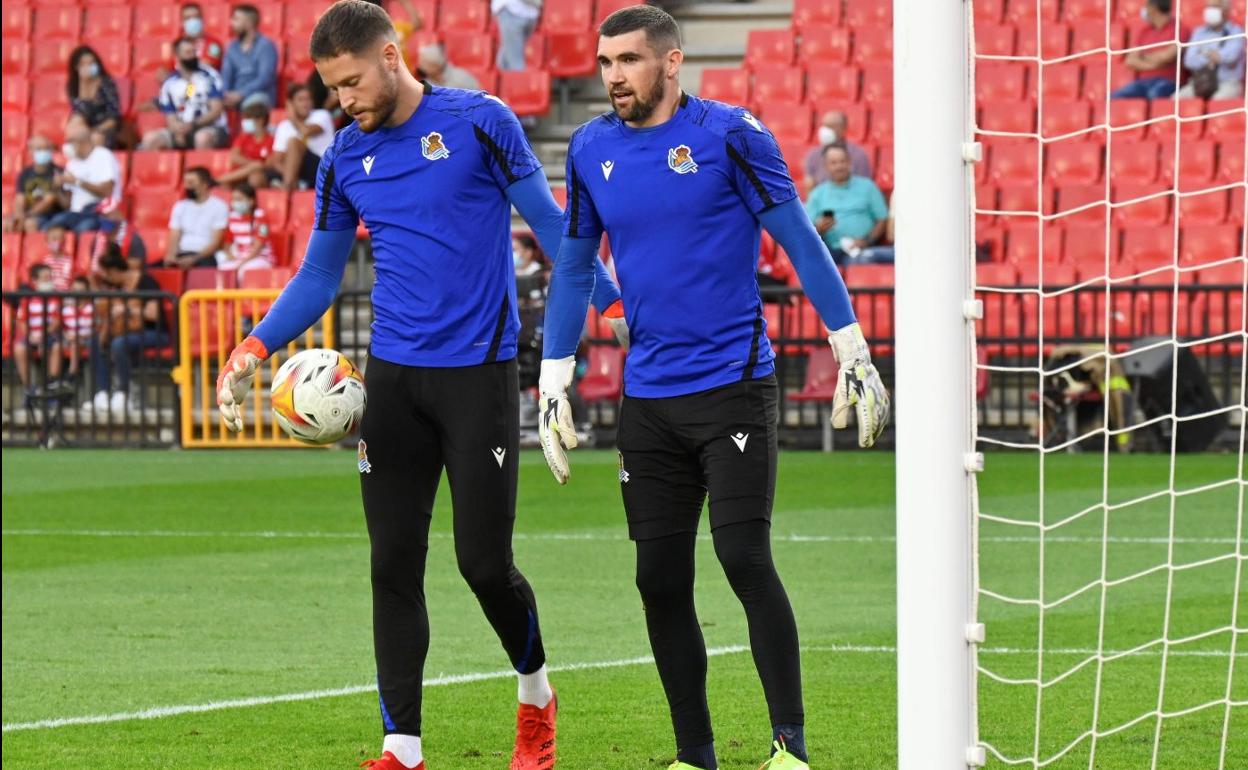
[3,529,1243,546]
[5,643,1245,733]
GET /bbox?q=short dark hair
[241,100,270,120]
[233,181,257,201]
[29,263,51,281]
[310,0,397,61]
[822,142,850,159]
[182,3,202,14]
[1148,0,1172,13]
[233,3,260,23]
[185,165,214,186]
[599,4,681,52]
[286,81,310,100]
[100,244,128,272]
[174,36,197,51]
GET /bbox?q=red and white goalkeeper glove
[602,299,629,351]
[216,336,269,433]
[828,322,890,448]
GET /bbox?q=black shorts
[617,375,779,541]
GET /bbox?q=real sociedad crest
[421,131,450,161]
[667,144,698,174]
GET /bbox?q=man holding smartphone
[804,143,888,266]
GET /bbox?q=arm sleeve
[250,228,355,351]
[505,171,621,313]
[724,112,799,215]
[758,198,856,331]
[221,50,236,91]
[474,95,542,190]
[541,236,598,361]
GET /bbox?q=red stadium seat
[288,190,317,231]
[93,37,132,78]
[30,74,70,113]
[1120,226,1177,281]
[758,101,813,143]
[976,24,1017,57]
[793,0,842,26]
[284,1,329,42]
[1064,0,1110,22]
[1217,141,1244,185]
[546,31,597,78]
[1046,142,1102,184]
[594,0,637,26]
[540,0,592,32]
[1101,98,1149,141]
[1005,0,1061,25]
[1069,20,1125,53]
[1177,189,1230,226]
[2,111,29,148]
[524,30,548,69]
[146,268,186,298]
[33,6,82,41]
[998,182,1041,214]
[183,150,233,183]
[134,110,169,138]
[1041,100,1093,138]
[989,143,1041,185]
[28,111,68,147]
[132,40,175,77]
[1062,224,1114,279]
[744,29,795,69]
[439,1,489,32]
[980,101,1035,139]
[860,64,893,102]
[804,63,859,103]
[2,76,29,112]
[2,151,21,188]
[798,25,851,63]
[389,0,437,32]
[1180,225,1242,266]
[467,67,499,97]
[2,41,29,77]
[869,102,894,142]
[844,0,892,27]
[1187,259,1244,285]
[1108,140,1160,185]
[246,1,285,39]
[133,5,181,41]
[1145,99,1178,144]
[128,151,183,192]
[1016,21,1070,59]
[1032,62,1080,102]
[30,39,77,77]
[85,6,133,41]
[2,5,31,41]
[1016,260,1078,287]
[240,267,293,289]
[1175,97,1208,141]
[441,31,495,71]
[1052,184,1108,226]
[1231,188,1245,226]
[1204,99,1246,139]
[578,345,624,403]
[131,190,180,230]
[256,189,289,230]
[1159,141,1217,190]
[499,70,551,117]
[699,68,751,105]
[977,62,1029,102]
[752,65,804,106]
[1112,184,1171,226]
[853,28,893,65]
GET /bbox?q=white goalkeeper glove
[828,322,890,448]
[216,336,269,433]
[538,356,578,484]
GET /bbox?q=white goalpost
[895,0,1246,768]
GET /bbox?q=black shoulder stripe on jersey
[568,163,581,235]
[725,142,774,208]
[743,304,763,381]
[316,162,335,231]
[474,125,518,185]
[485,291,511,363]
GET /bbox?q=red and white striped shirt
[17,295,62,336]
[224,208,274,263]
[61,299,94,342]
[42,254,74,291]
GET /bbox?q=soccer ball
[270,349,366,445]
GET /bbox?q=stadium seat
[499,70,551,117]
[869,102,894,143]
[804,63,859,103]
[977,62,1029,102]
[547,31,596,78]
[1053,184,1109,227]
[256,189,289,231]
[1099,98,1148,141]
[240,267,293,289]
[1217,141,1244,185]
[1046,142,1102,184]
[793,0,842,27]
[438,0,489,32]
[288,190,318,232]
[1187,259,1244,285]
[540,0,592,32]
[1174,98,1208,141]
[1144,99,1178,144]
[1159,141,1217,190]
[997,182,1041,214]
[860,64,893,102]
[1035,61,1081,101]
[759,101,813,143]
[975,24,1017,57]
[2,111,29,148]
[1231,187,1245,226]
[2,5,31,41]
[989,143,1041,185]
[2,76,29,113]
[1204,99,1246,139]
[752,65,804,106]
[288,228,312,271]
[853,28,893,65]
[146,267,185,298]
[875,147,895,192]
[798,25,851,63]
[1120,225,1176,276]
[1,41,29,77]
[1,150,21,188]
[391,0,437,32]
[1062,223,1114,278]
[1069,20,1125,53]
[1112,184,1171,226]
[246,1,284,39]
[1180,225,1242,266]
[844,0,892,27]
[133,4,182,41]
[30,74,71,114]
[578,346,624,403]
[92,37,133,78]
[744,29,796,69]
[284,1,329,42]
[1004,0,1061,25]
[698,68,751,105]
[33,6,82,41]
[524,30,548,69]
[85,6,133,41]
[30,39,77,77]
[183,150,233,183]
[1016,261,1078,287]
[594,0,637,26]
[1015,21,1070,59]
[441,31,495,72]
[1177,189,1230,226]
[980,101,1035,139]
[1041,100,1093,138]
[128,151,183,192]
[1108,140,1160,185]
[28,111,68,147]
[131,190,180,230]
[132,40,174,77]
[135,227,170,263]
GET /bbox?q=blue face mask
[85,62,100,78]
[33,149,53,166]
[184,17,204,37]
[232,200,252,215]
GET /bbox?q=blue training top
[562,93,798,397]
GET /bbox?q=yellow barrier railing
[171,289,335,448]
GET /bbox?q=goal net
[968,0,1247,767]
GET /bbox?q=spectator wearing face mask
[143,37,230,150]
[45,122,118,234]
[14,264,65,405]
[89,197,148,272]
[803,110,872,193]
[162,167,229,269]
[218,182,275,277]
[220,101,281,188]
[181,3,225,71]
[1113,0,1191,99]
[221,3,279,110]
[39,224,75,291]
[67,46,122,148]
[61,274,95,386]
[90,245,171,414]
[5,136,63,233]
[272,83,336,191]
[1179,0,1246,98]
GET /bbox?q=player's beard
[611,66,667,123]
[356,66,400,132]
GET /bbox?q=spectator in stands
[163,167,229,269]
[67,46,122,149]
[45,122,117,234]
[219,101,280,189]
[14,264,64,406]
[1179,0,1246,98]
[219,182,275,277]
[40,224,75,291]
[182,3,226,72]
[803,110,872,193]
[143,37,230,150]
[805,144,888,266]
[62,274,94,385]
[5,136,63,233]
[493,0,541,71]
[418,44,481,90]
[221,4,279,110]
[307,70,345,126]
[90,198,148,271]
[1113,0,1190,99]
[272,83,337,191]
[91,245,171,413]
[513,233,547,278]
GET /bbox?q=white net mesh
[968,0,1247,766]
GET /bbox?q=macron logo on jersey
[362,155,376,175]
[601,160,614,181]
[742,113,763,132]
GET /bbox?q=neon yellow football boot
[758,740,811,769]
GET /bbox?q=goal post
[893,1,982,769]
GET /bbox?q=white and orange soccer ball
[270,349,366,445]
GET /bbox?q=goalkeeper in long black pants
[212,3,627,768]
[537,7,890,770]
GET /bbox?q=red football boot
[510,691,558,770]
[359,751,423,769]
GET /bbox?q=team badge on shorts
[667,144,698,174]
[421,131,450,161]
[358,440,372,474]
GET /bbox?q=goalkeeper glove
[216,335,269,433]
[537,356,578,484]
[603,299,629,351]
[828,322,890,448]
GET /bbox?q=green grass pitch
[2,448,1244,769]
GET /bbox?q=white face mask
[1203,6,1224,26]
[1141,6,1150,21]
[240,118,257,134]
[61,143,76,160]
[817,126,839,146]
[35,280,55,292]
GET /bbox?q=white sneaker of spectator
[110,391,127,413]
[90,390,109,412]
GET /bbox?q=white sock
[517,664,554,707]
[382,734,422,768]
